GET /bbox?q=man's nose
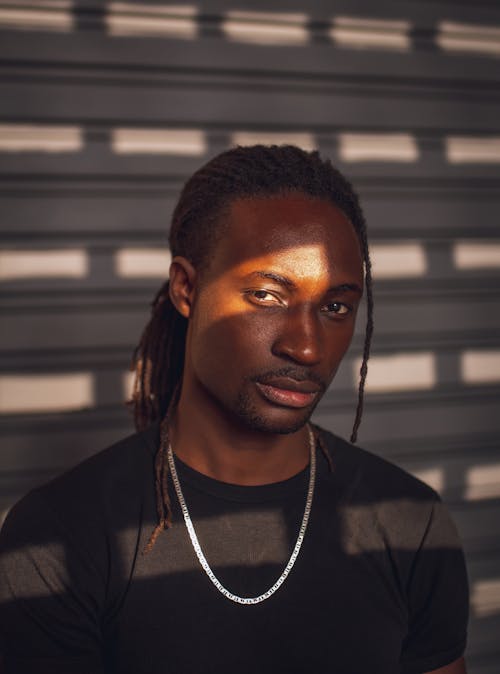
[271,306,323,366]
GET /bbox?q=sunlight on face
[239,243,332,285]
[194,195,364,325]
[198,242,337,322]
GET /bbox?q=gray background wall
[0,1,499,670]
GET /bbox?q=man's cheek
[194,316,246,368]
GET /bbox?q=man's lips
[255,377,321,409]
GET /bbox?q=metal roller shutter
[0,2,499,670]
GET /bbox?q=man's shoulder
[317,425,439,503]
[42,422,158,499]
[3,423,160,541]
[315,426,452,553]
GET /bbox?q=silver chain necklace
[167,426,316,605]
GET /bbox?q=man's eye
[322,302,350,316]
[247,290,280,304]
[253,290,275,301]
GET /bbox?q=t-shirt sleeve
[0,490,107,674]
[400,495,469,674]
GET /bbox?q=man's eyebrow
[243,271,362,294]
[244,271,297,288]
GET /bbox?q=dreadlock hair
[131,145,374,552]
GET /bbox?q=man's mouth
[255,377,321,409]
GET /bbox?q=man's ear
[169,256,197,318]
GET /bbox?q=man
[0,145,468,673]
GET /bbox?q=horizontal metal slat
[1,78,499,131]
[2,328,499,372]
[2,0,500,32]
[1,272,499,304]
[1,184,499,240]
[0,133,499,182]
[2,293,498,348]
[316,392,500,448]
[1,28,500,83]
[0,385,497,446]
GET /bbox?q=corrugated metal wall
[1,1,499,670]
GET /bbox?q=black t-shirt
[0,424,468,674]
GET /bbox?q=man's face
[182,192,364,435]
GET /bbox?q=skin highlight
[168,194,363,486]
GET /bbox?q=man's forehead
[212,193,362,270]
[225,193,352,235]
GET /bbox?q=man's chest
[105,497,408,673]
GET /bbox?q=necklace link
[167,427,316,605]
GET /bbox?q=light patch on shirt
[338,499,460,555]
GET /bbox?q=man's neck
[168,391,311,486]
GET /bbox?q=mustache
[250,366,327,392]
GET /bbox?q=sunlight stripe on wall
[106,3,197,38]
[0,124,83,153]
[0,373,94,414]
[355,352,436,393]
[471,580,500,618]
[330,17,410,51]
[231,131,315,151]
[412,468,444,494]
[437,22,500,56]
[370,243,427,279]
[0,508,10,528]
[461,350,500,385]
[466,464,500,501]
[115,248,171,278]
[446,137,500,164]
[223,11,308,46]
[338,133,418,162]
[112,129,207,155]
[453,242,500,270]
[0,2,73,32]
[123,371,134,401]
[0,249,88,280]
